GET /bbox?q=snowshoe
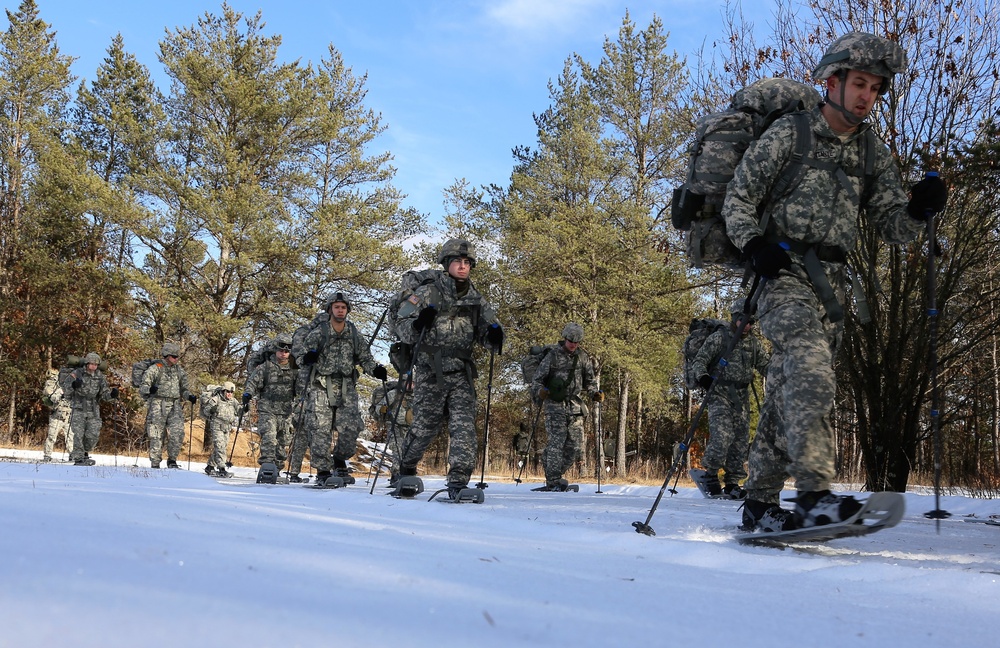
[334,466,356,486]
[531,478,578,493]
[428,482,485,503]
[285,472,304,484]
[722,484,747,500]
[215,467,232,478]
[690,469,724,498]
[256,462,279,484]
[73,458,97,466]
[390,475,424,499]
[312,471,344,489]
[736,492,905,546]
[166,459,180,469]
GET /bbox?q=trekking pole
[514,404,544,485]
[921,171,950,530]
[476,346,497,489]
[366,378,403,484]
[633,276,767,536]
[187,401,195,470]
[595,400,604,494]
[370,325,428,494]
[227,405,247,468]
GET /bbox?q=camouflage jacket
[394,269,500,377]
[140,362,192,401]
[531,342,598,413]
[724,106,922,254]
[691,328,769,387]
[244,356,296,415]
[369,379,412,428]
[303,319,377,384]
[43,373,71,412]
[204,393,241,427]
[62,368,113,412]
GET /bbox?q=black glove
[592,390,605,402]
[71,378,83,389]
[697,374,714,390]
[372,365,388,381]
[242,404,250,415]
[413,306,438,333]
[486,323,504,351]
[743,235,792,279]
[147,384,158,395]
[303,350,319,365]
[907,175,948,221]
[109,387,119,400]
[187,394,198,405]
[537,387,549,402]
[242,392,252,405]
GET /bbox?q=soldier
[300,291,388,486]
[690,299,770,499]
[369,377,413,485]
[41,368,73,461]
[243,333,297,474]
[724,32,947,531]
[140,342,197,469]
[203,382,241,477]
[531,322,601,491]
[63,353,118,466]
[394,238,504,500]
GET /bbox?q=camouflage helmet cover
[812,32,906,94]
[222,381,237,392]
[274,333,293,350]
[84,352,101,364]
[561,322,584,343]
[730,298,757,321]
[438,238,477,268]
[325,291,352,313]
[161,342,181,357]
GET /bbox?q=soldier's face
[275,348,290,364]
[165,355,179,366]
[448,257,472,280]
[86,362,97,373]
[564,340,579,353]
[829,70,882,124]
[330,302,349,321]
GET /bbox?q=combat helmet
[222,381,237,392]
[325,290,352,313]
[161,342,181,358]
[84,352,101,365]
[438,238,477,268]
[561,322,584,343]
[813,32,906,95]
[274,333,293,350]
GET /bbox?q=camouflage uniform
[244,355,296,467]
[691,326,769,485]
[140,354,194,467]
[369,379,412,479]
[301,316,378,475]
[42,369,73,459]
[63,360,115,464]
[203,387,241,472]
[531,340,598,486]
[395,269,501,487]
[285,364,312,476]
[724,104,922,504]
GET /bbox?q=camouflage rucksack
[198,384,222,419]
[519,344,556,385]
[386,269,440,373]
[131,358,161,389]
[682,318,730,389]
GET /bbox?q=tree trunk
[616,370,630,478]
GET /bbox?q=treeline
[1,0,999,492]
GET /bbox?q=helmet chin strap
[825,78,864,127]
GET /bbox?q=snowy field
[1,448,997,648]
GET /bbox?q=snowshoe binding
[334,466,356,486]
[390,475,424,499]
[312,471,344,489]
[690,469,725,498]
[256,462,279,484]
[531,478,579,493]
[736,492,905,546]
[429,481,485,503]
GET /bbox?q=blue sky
[25,0,771,222]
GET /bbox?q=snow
[2,449,997,648]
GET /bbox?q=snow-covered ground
[2,448,997,648]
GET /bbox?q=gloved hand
[537,387,549,402]
[148,384,158,395]
[592,390,605,402]
[486,324,504,352]
[241,404,250,415]
[303,349,319,365]
[187,394,198,405]
[413,306,438,332]
[242,392,252,405]
[907,175,948,220]
[109,387,119,400]
[372,365,388,381]
[71,378,83,389]
[697,374,714,390]
[743,235,792,279]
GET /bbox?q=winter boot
[333,459,356,485]
[166,459,180,469]
[723,484,747,500]
[740,499,797,532]
[315,471,333,487]
[792,490,864,528]
[204,465,215,476]
[286,473,303,483]
[215,467,231,478]
[42,455,52,462]
[151,460,161,469]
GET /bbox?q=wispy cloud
[485,0,608,33]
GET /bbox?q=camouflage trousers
[701,386,750,484]
[206,418,232,470]
[378,421,410,478]
[747,294,842,504]
[542,401,585,484]
[69,408,102,463]
[256,410,293,467]
[399,369,478,485]
[286,418,311,475]
[145,397,187,464]
[303,387,363,473]
[44,406,73,458]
